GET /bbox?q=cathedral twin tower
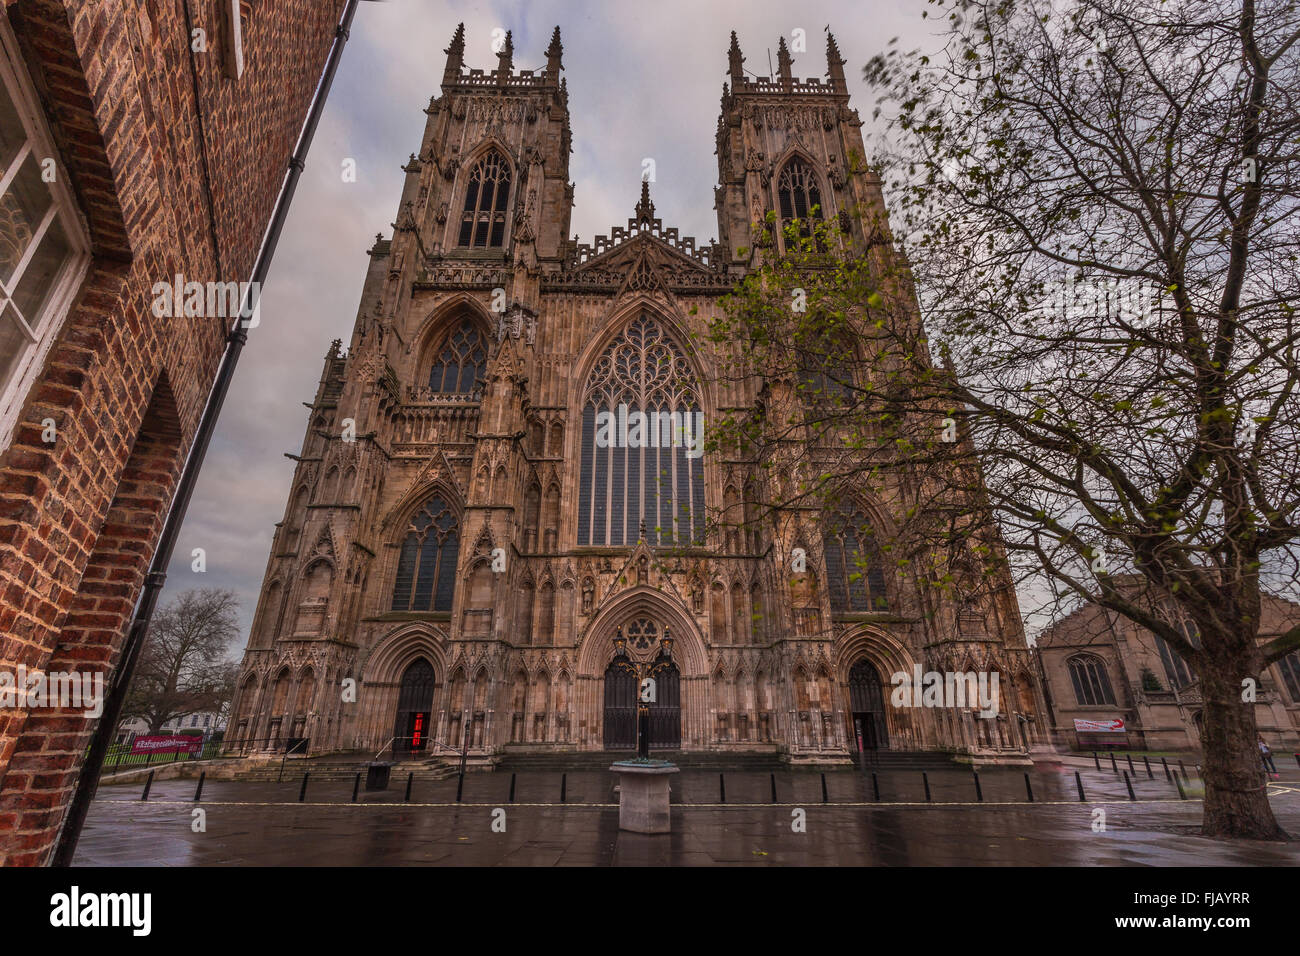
[227,25,1046,764]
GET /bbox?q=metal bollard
[352,772,361,803]
[1110,752,1119,773]
[923,772,932,802]
[872,772,880,802]
[193,771,205,802]
[1175,773,1187,800]
[1142,755,1153,778]
[509,773,516,803]
[1075,771,1086,802]
[719,773,725,804]
[1024,772,1034,802]
[298,772,310,803]
[1093,751,1101,771]
[973,769,983,802]
[140,770,155,801]
[404,772,413,803]
[821,773,829,804]
[456,771,464,803]
[561,773,567,804]
[770,773,778,804]
[1178,760,1190,783]
[1125,753,1136,777]
[1161,756,1172,781]
[1123,770,1136,801]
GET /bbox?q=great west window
[578,313,705,546]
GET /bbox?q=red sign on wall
[1072,718,1126,733]
[131,734,202,755]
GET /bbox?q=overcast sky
[161,0,950,653]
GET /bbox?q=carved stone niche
[496,303,538,345]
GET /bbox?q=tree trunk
[1198,670,1287,840]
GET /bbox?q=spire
[777,36,793,89]
[728,31,745,87]
[826,29,846,92]
[545,25,564,80]
[495,29,514,84]
[635,178,655,225]
[443,22,465,85]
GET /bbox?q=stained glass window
[823,507,888,611]
[429,319,488,393]
[391,495,459,611]
[1067,654,1116,706]
[578,313,704,546]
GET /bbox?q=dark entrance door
[848,659,888,751]
[648,657,681,749]
[603,654,682,750]
[603,659,636,749]
[393,658,436,757]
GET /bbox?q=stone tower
[228,27,1047,765]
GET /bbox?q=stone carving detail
[496,303,537,345]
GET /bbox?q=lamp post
[612,626,674,759]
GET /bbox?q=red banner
[1073,718,1125,733]
[130,734,202,755]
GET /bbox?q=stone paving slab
[72,767,1300,866]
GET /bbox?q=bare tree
[707,0,1300,838]
[122,588,240,735]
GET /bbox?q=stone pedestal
[610,760,678,834]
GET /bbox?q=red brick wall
[0,0,347,865]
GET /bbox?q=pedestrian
[1258,736,1278,777]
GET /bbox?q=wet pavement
[73,766,1300,866]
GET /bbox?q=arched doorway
[393,658,436,757]
[602,618,681,750]
[848,659,889,752]
[603,660,636,749]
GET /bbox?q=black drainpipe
[51,0,360,867]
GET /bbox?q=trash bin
[365,762,394,791]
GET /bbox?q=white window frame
[0,11,92,455]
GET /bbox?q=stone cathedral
[227,26,1048,765]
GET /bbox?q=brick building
[227,27,1049,767]
[0,0,345,866]
[1035,578,1300,753]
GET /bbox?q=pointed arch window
[429,318,488,393]
[777,158,823,235]
[458,150,511,248]
[578,312,705,546]
[1155,633,1193,690]
[1278,651,1300,702]
[1067,654,1116,706]
[391,495,460,611]
[822,506,888,612]
[797,327,852,401]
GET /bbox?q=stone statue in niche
[581,577,594,615]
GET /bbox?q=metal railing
[102,738,226,772]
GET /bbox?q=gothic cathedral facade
[227,26,1049,764]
